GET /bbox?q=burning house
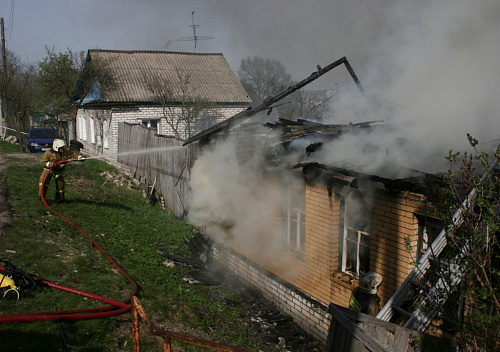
[185,120,452,344]
[109,47,497,348]
[179,58,461,345]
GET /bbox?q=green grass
[0,140,22,153]
[0,141,275,351]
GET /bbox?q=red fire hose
[0,159,137,323]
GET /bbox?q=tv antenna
[178,11,214,53]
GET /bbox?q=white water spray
[84,146,184,160]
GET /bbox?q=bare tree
[144,68,220,141]
[237,56,293,103]
[0,50,36,150]
[238,57,334,122]
[278,89,335,121]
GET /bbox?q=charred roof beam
[183,56,364,145]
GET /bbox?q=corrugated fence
[117,122,199,218]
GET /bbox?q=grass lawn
[0,141,283,351]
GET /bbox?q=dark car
[26,127,60,153]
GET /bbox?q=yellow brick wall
[370,190,424,305]
[224,174,426,310]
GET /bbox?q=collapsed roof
[183,56,365,146]
[230,118,448,195]
[183,55,452,195]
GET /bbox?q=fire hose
[0,159,137,323]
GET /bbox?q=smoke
[310,0,500,176]
[344,177,376,233]
[187,0,500,277]
[187,137,283,259]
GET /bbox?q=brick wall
[212,245,332,344]
[370,190,424,305]
[76,105,246,156]
[214,175,428,344]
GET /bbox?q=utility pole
[0,18,5,138]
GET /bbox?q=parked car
[26,127,60,153]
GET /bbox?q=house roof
[84,49,252,105]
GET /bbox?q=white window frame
[79,113,87,141]
[90,115,96,144]
[284,183,306,254]
[141,119,160,133]
[103,117,110,149]
[342,226,371,277]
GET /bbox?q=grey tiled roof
[88,50,251,104]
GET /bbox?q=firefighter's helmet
[0,274,19,300]
[53,139,66,151]
[359,272,382,294]
[0,273,15,289]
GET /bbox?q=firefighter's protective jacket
[40,149,80,170]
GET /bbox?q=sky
[2,0,388,82]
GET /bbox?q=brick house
[75,49,251,156]
[186,118,444,343]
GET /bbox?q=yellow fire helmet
[0,273,19,300]
[0,273,15,289]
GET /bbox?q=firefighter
[349,272,382,316]
[39,139,86,202]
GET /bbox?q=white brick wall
[76,105,247,157]
[212,245,331,345]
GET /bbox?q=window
[341,189,372,277]
[142,119,159,133]
[90,116,96,144]
[283,181,306,253]
[343,228,371,276]
[103,118,109,150]
[416,216,443,263]
[79,114,87,141]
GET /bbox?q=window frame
[79,113,87,141]
[340,193,372,278]
[90,115,96,144]
[416,216,443,263]
[283,182,306,254]
[342,226,371,277]
[141,119,160,133]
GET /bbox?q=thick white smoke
[187,137,283,255]
[335,0,499,162]
[188,0,500,267]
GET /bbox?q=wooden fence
[117,123,199,218]
[326,304,421,352]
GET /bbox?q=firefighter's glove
[78,155,86,162]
